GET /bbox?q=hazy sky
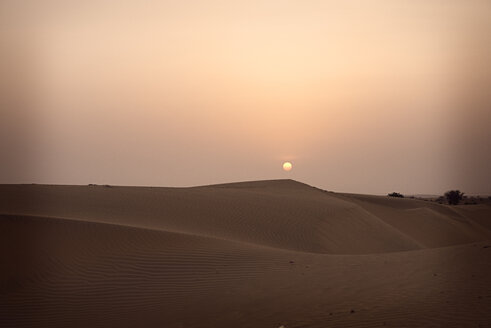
[1,0,490,194]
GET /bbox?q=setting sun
[283,162,293,172]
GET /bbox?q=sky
[1,0,490,195]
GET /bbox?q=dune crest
[0,181,489,254]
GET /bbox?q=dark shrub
[388,192,404,198]
[444,190,464,205]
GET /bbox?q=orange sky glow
[1,0,490,194]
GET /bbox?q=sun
[282,162,293,172]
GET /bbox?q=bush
[444,190,464,205]
[388,192,404,198]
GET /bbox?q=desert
[1,180,490,327]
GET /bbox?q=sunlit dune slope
[332,192,491,249]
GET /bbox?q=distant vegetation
[416,192,490,206]
[444,190,464,205]
[88,184,112,188]
[436,196,445,204]
[388,192,404,198]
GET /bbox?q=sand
[1,180,490,327]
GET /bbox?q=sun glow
[283,162,293,172]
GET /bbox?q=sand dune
[1,180,490,327]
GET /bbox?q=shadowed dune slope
[0,180,489,254]
[1,214,490,328]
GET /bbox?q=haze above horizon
[1,0,490,194]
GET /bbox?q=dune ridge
[1,180,490,327]
[1,180,489,254]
